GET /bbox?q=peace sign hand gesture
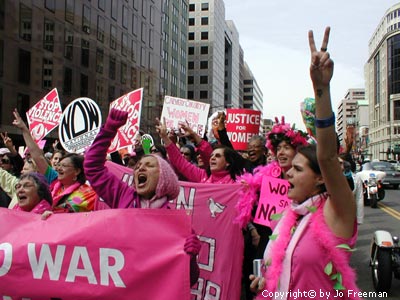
[308,27,334,88]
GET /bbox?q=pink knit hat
[151,154,180,200]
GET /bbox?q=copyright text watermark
[260,289,388,299]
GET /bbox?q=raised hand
[308,27,334,87]
[12,109,28,131]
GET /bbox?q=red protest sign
[254,176,290,229]
[109,88,143,153]
[225,109,261,150]
[26,88,62,142]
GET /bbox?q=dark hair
[181,144,197,163]
[208,145,246,180]
[60,153,86,184]
[51,149,65,159]
[297,144,326,193]
[150,144,167,159]
[19,172,53,205]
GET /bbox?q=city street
[351,188,400,299]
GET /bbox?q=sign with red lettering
[161,96,210,137]
[225,109,261,150]
[254,176,290,228]
[26,88,62,143]
[109,88,143,153]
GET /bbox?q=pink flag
[0,208,191,300]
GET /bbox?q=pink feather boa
[234,161,282,228]
[264,197,360,300]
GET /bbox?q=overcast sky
[223,0,400,129]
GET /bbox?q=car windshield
[371,162,396,171]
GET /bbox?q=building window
[133,0,139,10]
[187,91,194,99]
[0,41,3,77]
[97,16,105,42]
[149,29,154,49]
[81,39,89,67]
[150,5,154,25]
[121,63,127,84]
[201,17,208,25]
[188,32,195,40]
[131,40,136,61]
[188,61,194,69]
[63,67,72,95]
[65,0,74,24]
[45,0,55,12]
[189,4,195,11]
[188,76,194,84]
[96,79,104,104]
[201,3,209,11]
[201,32,208,40]
[188,47,194,55]
[201,46,208,54]
[122,5,128,29]
[98,0,105,11]
[111,0,117,20]
[0,0,4,30]
[80,73,88,96]
[121,33,128,56]
[200,61,208,69]
[43,19,55,52]
[189,18,195,26]
[108,85,116,103]
[200,76,208,84]
[64,30,73,60]
[131,67,137,88]
[200,90,208,99]
[96,48,104,74]
[18,49,31,84]
[109,56,116,80]
[19,4,32,41]
[141,22,147,43]
[142,0,147,18]
[17,94,30,123]
[42,58,53,89]
[132,14,138,36]
[110,25,117,49]
[82,4,91,34]
[140,47,146,67]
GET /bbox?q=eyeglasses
[56,163,74,169]
[181,152,191,156]
[1,159,10,164]
[15,183,36,190]
[150,148,160,153]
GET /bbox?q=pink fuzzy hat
[151,154,180,200]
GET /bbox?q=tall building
[366,3,400,160]
[161,0,188,99]
[187,0,240,113]
[0,0,163,141]
[243,62,263,112]
[336,88,365,149]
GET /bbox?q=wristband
[315,113,335,128]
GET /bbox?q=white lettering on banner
[198,237,215,272]
[27,243,126,287]
[28,108,61,124]
[175,186,195,210]
[226,113,260,124]
[226,132,255,143]
[190,278,221,300]
[121,173,134,186]
[0,243,12,276]
[37,99,57,111]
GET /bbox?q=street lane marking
[378,202,400,220]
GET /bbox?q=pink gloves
[184,233,201,256]
[104,108,128,132]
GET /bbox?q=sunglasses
[1,159,10,164]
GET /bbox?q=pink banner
[0,208,191,300]
[225,109,261,151]
[109,88,143,153]
[96,162,244,300]
[254,176,290,228]
[26,88,62,143]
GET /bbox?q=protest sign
[58,98,102,153]
[109,88,143,153]
[26,88,62,143]
[254,176,290,228]
[161,96,210,137]
[225,109,261,150]
[0,208,191,300]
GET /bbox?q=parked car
[362,161,400,189]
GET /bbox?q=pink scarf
[261,193,360,300]
[13,199,51,214]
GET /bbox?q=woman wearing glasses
[12,110,96,214]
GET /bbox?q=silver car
[362,161,400,189]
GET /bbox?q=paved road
[351,188,400,299]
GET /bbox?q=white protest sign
[58,98,102,153]
[160,96,210,137]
